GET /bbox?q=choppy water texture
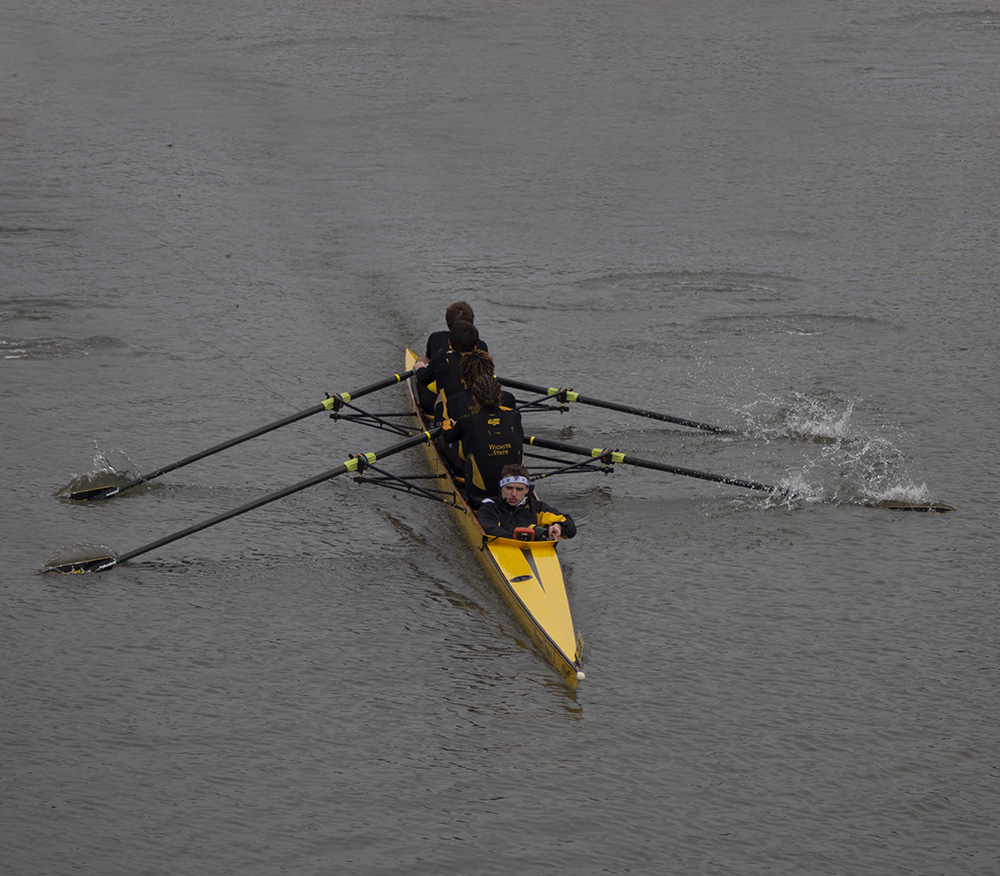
[3,2,998,874]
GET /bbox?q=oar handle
[500,378,740,435]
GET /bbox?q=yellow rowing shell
[404,349,585,686]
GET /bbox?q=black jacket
[444,405,523,500]
[425,330,488,361]
[476,489,577,540]
[437,387,516,424]
[416,350,465,415]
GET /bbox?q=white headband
[499,475,530,488]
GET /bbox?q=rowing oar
[528,435,783,495]
[69,370,415,501]
[526,436,956,512]
[500,377,740,435]
[44,429,440,574]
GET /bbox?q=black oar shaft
[116,457,347,564]
[56,430,438,573]
[528,437,955,512]
[119,403,328,489]
[500,378,739,435]
[526,435,788,497]
[71,370,414,500]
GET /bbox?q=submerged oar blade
[68,485,121,502]
[42,556,118,575]
[881,501,956,513]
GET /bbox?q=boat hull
[404,349,584,685]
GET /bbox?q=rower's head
[470,374,502,408]
[460,349,495,388]
[449,320,479,353]
[445,301,474,328]
[498,464,531,506]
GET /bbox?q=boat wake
[736,391,859,443]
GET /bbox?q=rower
[436,350,517,476]
[414,320,480,415]
[477,464,577,542]
[436,350,516,423]
[416,301,489,367]
[442,374,523,506]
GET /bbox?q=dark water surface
[3,2,998,874]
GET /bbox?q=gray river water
[3,2,998,874]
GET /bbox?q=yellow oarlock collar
[344,451,377,473]
[322,392,351,411]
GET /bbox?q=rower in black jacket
[476,464,577,542]
[442,375,523,505]
[436,349,516,425]
[419,300,489,364]
[414,320,479,415]
[436,349,508,476]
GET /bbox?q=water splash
[781,395,857,442]
[56,443,139,498]
[736,392,858,442]
[795,434,934,508]
[778,468,826,505]
[735,392,940,509]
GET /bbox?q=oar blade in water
[881,501,956,513]
[42,556,118,575]
[68,485,121,502]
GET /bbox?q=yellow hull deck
[404,349,584,686]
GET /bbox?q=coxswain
[477,464,577,542]
[442,374,523,505]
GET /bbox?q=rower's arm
[476,499,508,538]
